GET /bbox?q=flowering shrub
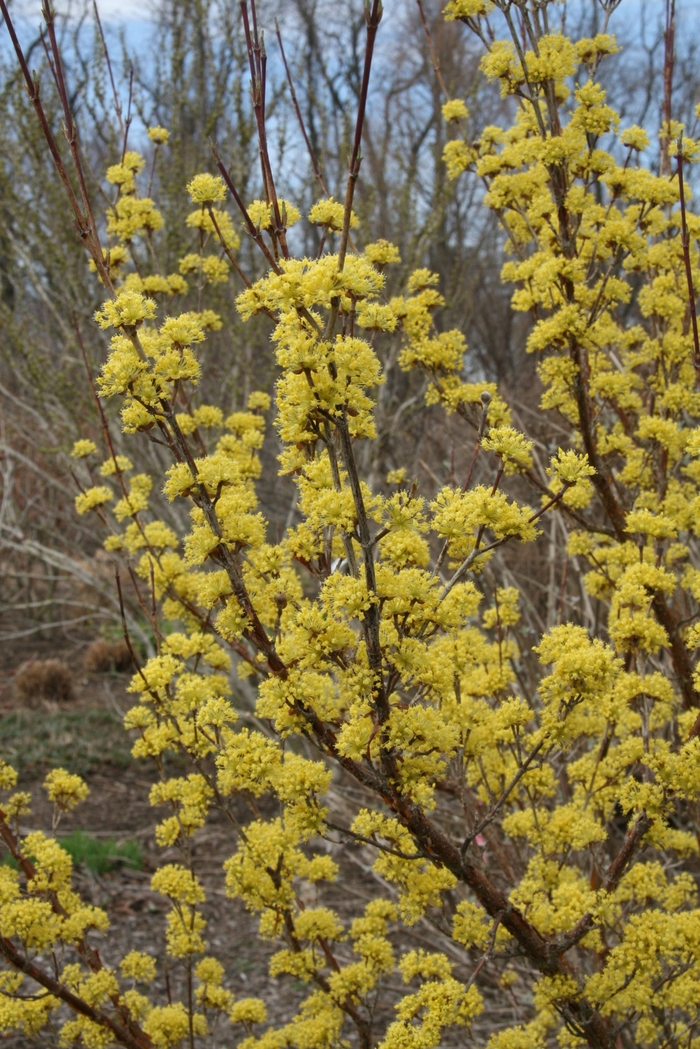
[3,1,700,1047]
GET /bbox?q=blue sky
[12,0,152,21]
[6,0,156,58]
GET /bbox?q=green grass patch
[60,830,142,874]
[1,831,142,875]
[0,708,133,776]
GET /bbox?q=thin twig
[462,391,492,492]
[435,391,492,576]
[240,0,288,259]
[461,738,547,857]
[121,63,134,162]
[42,1,103,262]
[0,938,152,1049]
[464,909,507,991]
[115,570,147,685]
[73,314,132,504]
[675,137,700,374]
[93,0,123,135]
[212,147,281,274]
[440,481,573,601]
[325,821,426,861]
[660,0,675,177]
[0,0,112,287]
[275,19,328,195]
[416,0,449,96]
[206,204,253,288]
[337,0,382,275]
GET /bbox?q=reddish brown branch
[337,0,382,273]
[240,0,289,258]
[675,139,700,373]
[416,0,450,98]
[212,148,281,274]
[275,20,329,196]
[205,204,253,289]
[660,0,675,177]
[93,0,123,134]
[0,937,152,1049]
[0,0,112,287]
[551,813,651,954]
[42,1,104,270]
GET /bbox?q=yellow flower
[0,762,18,790]
[95,290,156,329]
[442,99,469,122]
[120,951,157,982]
[482,426,533,473]
[444,0,494,17]
[230,998,267,1024]
[44,769,89,811]
[70,439,97,458]
[147,125,170,144]
[151,864,206,904]
[247,198,301,229]
[99,455,132,476]
[308,196,357,231]
[364,239,402,266]
[75,486,113,514]
[621,125,649,151]
[443,139,476,178]
[187,173,227,204]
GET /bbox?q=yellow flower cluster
[43,769,89,812]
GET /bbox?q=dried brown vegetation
[83,639,134,674]
[14,658,75,705]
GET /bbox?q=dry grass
[14,659,74,704]
[84,639,133,674]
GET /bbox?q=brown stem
[660,0,675,177]
[675,140,700,373]
[275,20,328,196]
[464,910,505,992]
[416,0,449,97]
[73,316,131,504]
[161,402,288,677]
[440,481,572,601]
[386,794,613,1049]
[116,570,148,687]
[0,807,150,1043]
[42,2,104,270]
[651,592,699,710]
[0,0,111,289]
[335,415,385,714]
[568,340,627,540]
[462,391,491,492]
[551,813,651,954]
[337,0,382,275]
[205,205,253,289]
[240,1,289,259]
[567,342,698,710]
[319,4,388,730]
[523,468,615,537]
[92,0,123,134]
[0,937,153,1049]
[212,148,281,274]
[461,738,548,855]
